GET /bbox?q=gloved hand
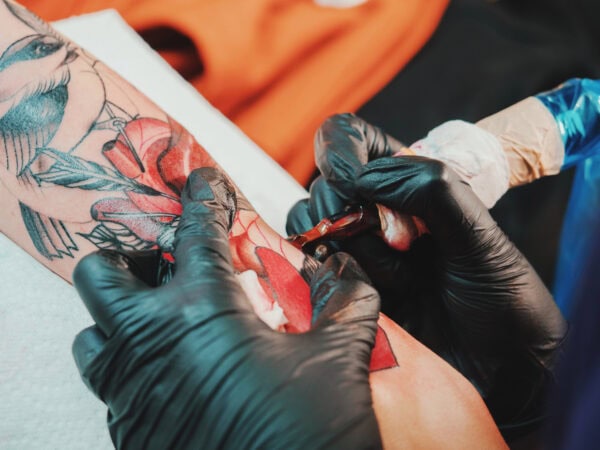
[72,167,382,450]
[287,113,567,438]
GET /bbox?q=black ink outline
[31,147,168,196]
[0,4,237,260]
[19,201,77,259]
[78,222,154,252]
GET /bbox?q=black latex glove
[72,167,382,450]
[287,113,567,438]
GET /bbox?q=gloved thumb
[286,176,345,237]
[309,253,380,356]
[172,168,258,321]
[173,167,237,282]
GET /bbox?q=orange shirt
[23,0,449,184]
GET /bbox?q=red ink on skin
[98,117,398,371]
[91,197,167,242]
[103,117,181,216]
[255,247,398,371]
[256,248,312,333]
[102,117,217,220]
[370,326,398,371]
[158,118,215,193]
[229,215,265,275]
[97,117,217,245]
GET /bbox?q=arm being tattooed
[0,2,507,448]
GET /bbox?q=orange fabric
[22,0,449,184]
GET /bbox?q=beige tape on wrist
[476,97,565,188]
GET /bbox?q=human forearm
[0,0,191,277]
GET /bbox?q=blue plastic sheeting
[537,78,600,169]
[544,231,600,450]
[536,79,600,317]
[552,157,600,316]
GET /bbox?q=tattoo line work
[0,0,398,370]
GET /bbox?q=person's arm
[0,2,506,448]
[70,168,384,450]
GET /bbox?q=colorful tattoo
[0,0,397,372]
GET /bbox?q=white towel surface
[0,10,307,449]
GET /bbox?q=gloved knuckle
[72,253,97,282]
[73,251,116,283]
[308,176,329,198]
[421,159,454,192]
[182,200,227,225]
[287,199,309,225]
[322,112,356,129]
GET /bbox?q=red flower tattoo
[89,117,216,248]
[87,116,397,371]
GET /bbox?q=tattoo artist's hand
[72,167,382,450]
[287,113,567,438]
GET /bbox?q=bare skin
[0,2,506,448]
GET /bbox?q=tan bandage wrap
[477,97,565,187]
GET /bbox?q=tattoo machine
[286,205,381,261]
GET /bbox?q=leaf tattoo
[78,222,154,251]
[31,147,165,196]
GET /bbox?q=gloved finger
[356,156,460,225]
[286,176,346,236]
[73,250,152,336]
[306,176,347,223]
[310,253,379,348]
[173,167,237,282]
[356,156,494,255]
[286,199,313,236]
[315,113,406,200]
[173,168,263,323]
[72,325,107,398]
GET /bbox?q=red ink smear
[256,247,312,333]
[370,326,398,371]
[255,247,398,371]
[162,252,175,263]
